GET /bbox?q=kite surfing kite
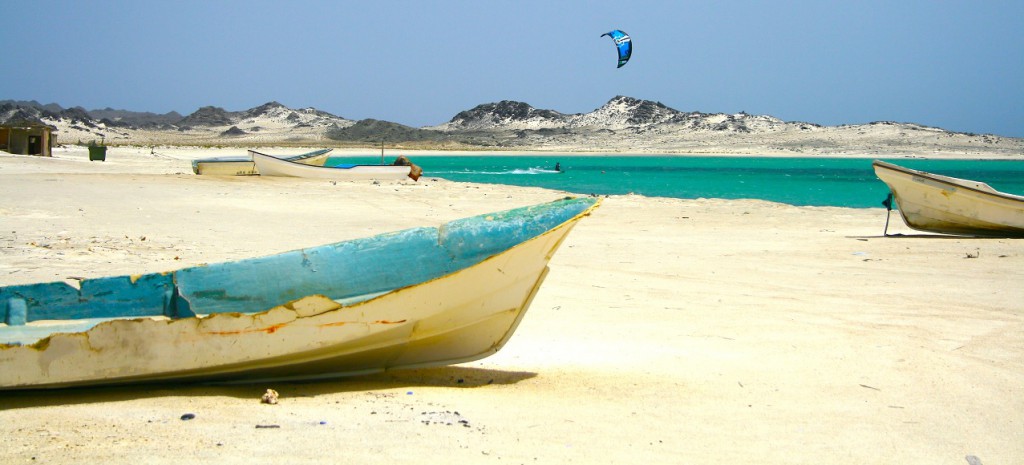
[601,30,632,68]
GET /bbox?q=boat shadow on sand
[0,366,537,410]
[849,234,1022,240]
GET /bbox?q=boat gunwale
[0,197,600,346]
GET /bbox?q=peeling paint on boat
[0,197,599,389]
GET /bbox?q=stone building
[0,121,55,156]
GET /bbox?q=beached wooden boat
[191,149,333,176]
[873,160,1024,237]
[251,150,419,181]
[0,197,598,389]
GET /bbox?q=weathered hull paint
[0,198,599,389]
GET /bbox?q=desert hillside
[2,97,1021,157]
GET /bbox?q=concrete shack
[0,122,55,156]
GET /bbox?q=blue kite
[601,30,632,68]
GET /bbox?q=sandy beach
[1,147,1021,464]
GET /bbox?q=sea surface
[327,155,1024,208]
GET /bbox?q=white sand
[1,148,1021,464]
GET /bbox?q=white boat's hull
[192,159,259,176]
[873,160,1024,237]
[192,150,331,176]
[0,199,597,389]
[252,151,412,180]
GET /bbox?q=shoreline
[3,147,1020,212]
[329,148,1024,160]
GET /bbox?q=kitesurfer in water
[555,162,562,172]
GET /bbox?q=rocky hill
[0,100,356,145]
[87,107,183,128]
[438,100,568,131]
[1,97,1020,157]
[427,96,1022,156]
[434,96,790,132]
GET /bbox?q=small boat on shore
[872,160,1024,237]
[0,197,598,389]
[191,148,333,176]
[252,150,420,181]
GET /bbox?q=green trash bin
[88,145,107,161]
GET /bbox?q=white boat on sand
[191,149,333,176]
[872,160,1024,237]
[0,197,598,389]
[252,150,420,181]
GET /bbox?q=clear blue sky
[2,0,1022,137]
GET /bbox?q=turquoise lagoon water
[327,155,1024,209]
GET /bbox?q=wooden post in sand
[882,193,894,236]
